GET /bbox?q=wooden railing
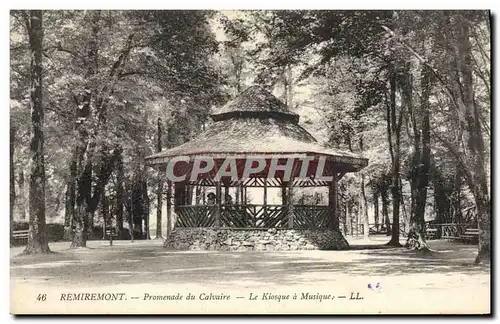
[426,223,476,239]
[176,205,217,227]
[13,229,29,242]
[175,204,331,229]
[343,223,477,239]
[294,206,331,229]
[344,223,408,236]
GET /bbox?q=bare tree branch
[118,70,143,79]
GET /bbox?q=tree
[247,10,406,244]
[64,153,77,240]
[32,10,227,247]
[10,126,16,246]
[359,137,370,240]
[383,11,490,262]
[23,10,51,254]
[448,13,490,263]
[115,149,125,235]
[383,62,404,247]
[404,64,433,252]
[155,117,164,239]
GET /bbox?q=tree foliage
[10,10,490,262]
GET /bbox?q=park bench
[12,229,29,243]
[105,228,118,238]
[104,228,119,246]
[457,228,479,243]
[425,228,438,240]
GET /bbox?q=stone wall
[164,228,349,251]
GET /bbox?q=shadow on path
[11,240,490,288]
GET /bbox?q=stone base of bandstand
[164,228,349,251]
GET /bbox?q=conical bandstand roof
[145,86,368,173]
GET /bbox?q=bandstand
[145,86,368,251]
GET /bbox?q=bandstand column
[235,181,240,204]
[328,173,339,230]
[215,181,221,227]
[287,179,294,229]
[281,181,288,205]
[224,183,229,203]
[166,180,172,237]
[263,178,268,217]
[174,183,186,207]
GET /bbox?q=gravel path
[10,237,490,314]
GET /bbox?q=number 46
[36,294,47,301]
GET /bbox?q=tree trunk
[72,160,92,248]
[389,178,402,246]
[89,187,95,233]
[64,156,76,240]
[386,64,403,247]
[101,191,108,238]
[10,127,16,246]
[341,196,347,235]
[115,150,124,234]
[452,170,462,223]
[380,193,385,228]
[18,169,26,220]
[381,188,391,236]
[156,169,164,239]
[24,10,50,254]
[401,185,410,233]
[132,180,144,239]
[401,62,431,251]
[126,181,134,241]
[433,169,456,227]
[474,193,490,264]
[454,15,490,263]
[373,192,380,232]
[283,64,293,107]
[345,202,351,235]
[361,175,369,240]
[70,11,100,248]
[143,178,150,239]
[75,146,121,244]
[72,204,87,248]
[166,180,172,238]
[433,178,445,239]
[355,202,359,238]
[358,137,369,239]
[155,117,163,239]
[408,64,432,252]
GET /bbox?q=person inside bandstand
[207,192,216,205]
[225,193,233,205]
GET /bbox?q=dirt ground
[10,236,490,315]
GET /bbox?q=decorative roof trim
[211,111,299,123]
[145,151,369,170]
